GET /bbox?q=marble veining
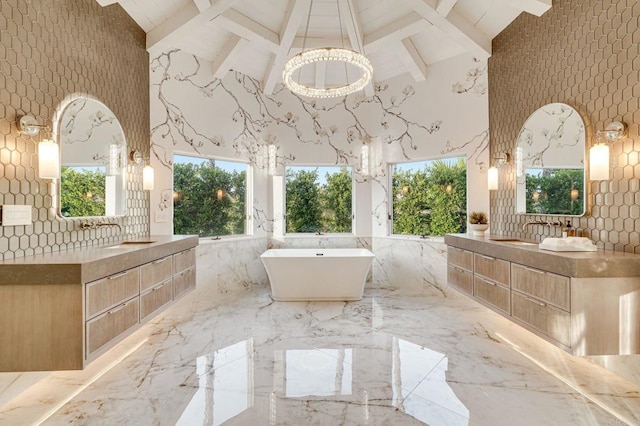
[1,276,638,425]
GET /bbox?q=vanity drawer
[474,275,510,314]
[140,279,173,321]
[174,248,196,274]
[86,297,139,356]
[86,268,140,319]
[447,247,473,271]
[512,290,571,347]
[511,263,570,311]
[174,267,196,299]
[140,256,172,293]
[474,253,510,287]
[448,265,473,295]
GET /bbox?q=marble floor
[1,281,640,426]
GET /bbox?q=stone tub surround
[1,280,638,425]
[0,235,198,285]
[445,234,640,278]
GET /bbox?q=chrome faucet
[522,220,562,231]
[79,220,122,231]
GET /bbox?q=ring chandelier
[282,0,372,98]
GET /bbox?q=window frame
[283,164,355,235]
[388,155,468,238]
[172,152,252,239]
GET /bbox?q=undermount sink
[105,241,156,249]
[489,238,537,246]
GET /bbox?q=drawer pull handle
[152,281,169,291]
[107,302,128,315]
[522,266,544,274]
[152,258,167,265]
[454,267,465,273]
[108,272,128,280]
[175,270,188,277]
[479,254,495,261]
[525,296,546,307]
[484,280,497,286]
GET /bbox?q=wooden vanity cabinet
[173,248,196,299]
[140,256,174,321]
[473,253,511,314]
[447,247,473,294]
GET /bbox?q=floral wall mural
[149,49,489,291]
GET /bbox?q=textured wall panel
[489,0,640,252]
[0,0,149,260]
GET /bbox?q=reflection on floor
[1,282,639,425]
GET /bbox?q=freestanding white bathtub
[260,248,375,301]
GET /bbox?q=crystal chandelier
[282,0,372,98]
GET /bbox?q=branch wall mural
[149,50,489,241]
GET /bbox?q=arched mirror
[57,98,127,217]
[515,103,586,216]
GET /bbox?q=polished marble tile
[1,281,638,426]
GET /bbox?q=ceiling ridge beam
[146,0,237,54]
[211,34,244,80]
[337,0,373,96]
[403,0,491,59]
[213,9,280,53]
[364,12,430,54]
[496,0,552,17]
[263,0,311,95]
[398,38,427,81]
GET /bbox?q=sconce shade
[589,143,609,180]
[360,144,370,177]
[268,145,277,176]
[38,139,59,179]
[143,165,154,190]
[487,166,499,190]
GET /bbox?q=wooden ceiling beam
[337,0,373,96]
[146,0,237,54]
[398,38,427,81]
[213,9,280,53]
[497,0,552,17]
[263,0,311,95]
[436,0,458,17]
[403,0,491,59]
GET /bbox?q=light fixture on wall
[590,121,626,181]
[268,144,278,176]
[130,150,155,191]
[282,0,372,98]
[487,152,511,191]
[17,115,60,179]
[360,144,370,177]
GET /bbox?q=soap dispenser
[563,221,575,238]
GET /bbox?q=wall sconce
[590,121,626,181]
[488,152,510,191]
[17,115,60,179]
[268,144,277,176]
[360,144,370,177]
[130,150,154,191]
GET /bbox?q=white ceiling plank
[146,0,236,53]
[364,12,431,54]
[211,34,243,79]
[398,38,427,81]
[193,0,210,12]
[496,0,552,17]
[315,61,326,89]
[436,0,458,16]
[291,36,351,49]
[336,0,373,96]
[214,8,280,52]
[263,0,311,94]
[96,0,119,6]
[404,0,491,59]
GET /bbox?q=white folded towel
[539,237,597,252]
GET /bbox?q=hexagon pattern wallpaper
[490,0,640,252]
[0,0,149,260]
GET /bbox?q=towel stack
[539,237,597,252]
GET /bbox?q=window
[391,157,467,236]
[173,154,248,237]
[285,166,353,233]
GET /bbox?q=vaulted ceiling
[96,0,551,95]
